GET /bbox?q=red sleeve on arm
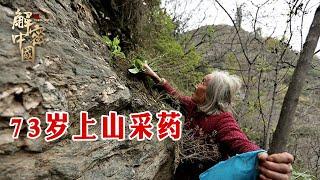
[212,113,260,155]
[161,80,196,114]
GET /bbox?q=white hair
[198,71,242,115]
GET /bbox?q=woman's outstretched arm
[143,64,196,114]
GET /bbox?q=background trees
[270,5,320,154]
[159,0,320,177]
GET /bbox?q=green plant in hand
[128,57,147,74]
[102,35,125,59]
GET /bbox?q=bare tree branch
[270,5,320,153]
[213,0,252,65]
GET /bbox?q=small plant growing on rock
[102,35,125,59]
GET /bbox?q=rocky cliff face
[0,0,174,179]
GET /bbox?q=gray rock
[0,0,174,179]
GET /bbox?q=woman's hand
[258,152,294,180]
[143,64,163,83]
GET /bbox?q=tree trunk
[269,5,320,154]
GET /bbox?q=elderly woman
[143,64,293,180]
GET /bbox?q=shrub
[135,7,204,94]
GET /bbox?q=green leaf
[113,36,120,46]
[102,35,112,46]
[128,57,148,74]
[128,67,140,74]
[134,59,143,69]
[134,58,148,71]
